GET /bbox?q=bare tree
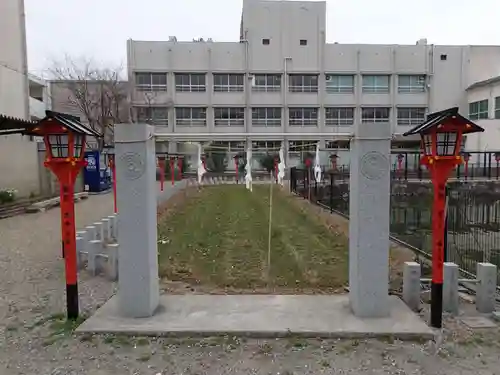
[48,55,130,149]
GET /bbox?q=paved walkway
[1,182,499,375]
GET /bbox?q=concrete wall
[465,81,500,158]
[0,0,40,196]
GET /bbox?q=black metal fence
[327,150,500,181]
[290,166,500,284]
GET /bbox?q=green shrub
[0,189,17,204]
[205,148,228,173]
[258,153,278,173]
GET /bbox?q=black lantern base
[430,282,443,329]
[66,283,79,320]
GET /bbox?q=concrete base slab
[77,295,433,340]
[492,311,500,322]
[460,316,497,329]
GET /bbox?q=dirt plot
[157,185,349,294]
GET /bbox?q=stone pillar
[115,123,159,318]
[349,121,391,318]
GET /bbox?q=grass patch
[158,185,348,292]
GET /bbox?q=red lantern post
[274,156,279,184]
[495,153,500,180]
[397,153,404,179]
[403,107,484,328]
[26,111,101,320]
[170,156,175,186]
[234,155,239,183]
[158,156,165,191]
[177,156,183,181]
[108,154,117,213]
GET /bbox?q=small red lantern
[397,153,405,178]
[495,153,500,179]
[158,156,166,191]
[403,107,484,329]
[106,151,117,213]
[177,156,183,181]
[274,155,280,183]
[234,155,239,183]
[169,156,175,186]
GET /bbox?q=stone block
[443,262,459,315]
[101,218,110,242]
[94,222,103,242]
[403,262,421,312]
[76,236,86,270]
[107,243,119,281]
[86,240,102,276]
[476,263,497,313]
[85,226,97,241]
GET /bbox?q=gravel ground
[1,187,500,375]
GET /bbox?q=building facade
[124,0,500,167]
[0,0,42,196]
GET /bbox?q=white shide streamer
[245,145,253,192]
[314,142,322,182]
[196,143,206,184]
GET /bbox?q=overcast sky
[25,0,500,77]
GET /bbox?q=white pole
[267,172,273,281]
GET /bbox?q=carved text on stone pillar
[120,152,146,181]
[360,151,389,181]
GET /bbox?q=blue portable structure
[83,150,111,192]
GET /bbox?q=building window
[175,107,207,126]
[252,74,281,92]
[135,72,167,92]
[214,107,245,126]
[251,107,282,127]
[135,107,168,125]
[262,39,270,45]
[325,75,354,94]
[289,74,318,93]
[440,54,447,61]
[362,75,390,93]
[300,39,308,46]
[211,141,245,151]
[213,74,244,92]
[398,75,425,93]
[325,107,354,126]
[175,73,206,92]
[252,141,281,150]
[496,97,500,119]
[397,107,426,126]
[361,107,390,123]
[469,99,489,120]
[289,107,318,126]
[288,140,317,153]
